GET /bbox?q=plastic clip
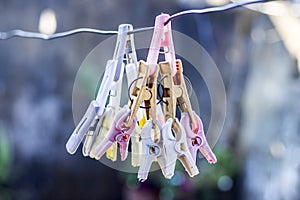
[159,61,199,178]
[174,60,217,164]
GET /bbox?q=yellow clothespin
[159,61,199,178]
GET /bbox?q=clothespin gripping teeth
[181,112,216,164]
[137,120,161,182]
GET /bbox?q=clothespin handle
[125,28,138,66]
[95,59,117,113]
[146,14,176,76]
[108,24,135,109]
[107,62,125,108]
[112,24,131,81]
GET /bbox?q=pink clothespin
[146,14,176,76]
[137,14,180,180]
[181,112,217,163]
[92,105,137,160]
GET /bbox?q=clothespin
[159,61,199,178]
[162,118,199,177]
[89,24,141,161]
[126,55,145,167]
[148,13,216,165]
[137,66,169,182]
[174,60,217,164]
[65,58,117,154]
[137,13,177,181]
[65,24,134,157]
[138,119,169,182]
[136,13,198,179]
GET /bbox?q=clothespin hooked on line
[65,13,217,181]
[150,13,217,165]
[91,24,146,161]
[138,13,180,181]
[89,24,137,161]
[138,13,216,181]
[66,24,138,159]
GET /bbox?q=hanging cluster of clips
[66,13,217,181]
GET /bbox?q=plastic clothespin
[136,65,171,181]
[89,24,139,161]
[136,13,180,181]
[138,120,168,182]
[159,61,199,178]
[122,34,145,167]
[174,60,217,164]
[66,58,117,155]
[85,24,129,159]
[92,24,132,161]
[162,118,199,177]
[89,108,115,159]
[92,105,137,160]
[84,61,125,158]
[149,13,216,165]
[66,24,135,156]
[146,14,176,76]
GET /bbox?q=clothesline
[0,0,265,40]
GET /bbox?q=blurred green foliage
[0,124,11,182]
[0,123,12,200]
[120,146,239,199]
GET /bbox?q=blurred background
[0,0,299,199]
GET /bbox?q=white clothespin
[138,120,169,182]
[124,45,145,167]
[66,58,117,154]
[162,118,199,177]
[66,24,133,156]
[91,24,142,161]
[89,24,131,160]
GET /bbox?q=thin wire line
[0,0,265,40]
[164,0,266,25]
[128,27,154,35]
[0,28,118,40]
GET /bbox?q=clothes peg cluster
[66,14,217,182]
